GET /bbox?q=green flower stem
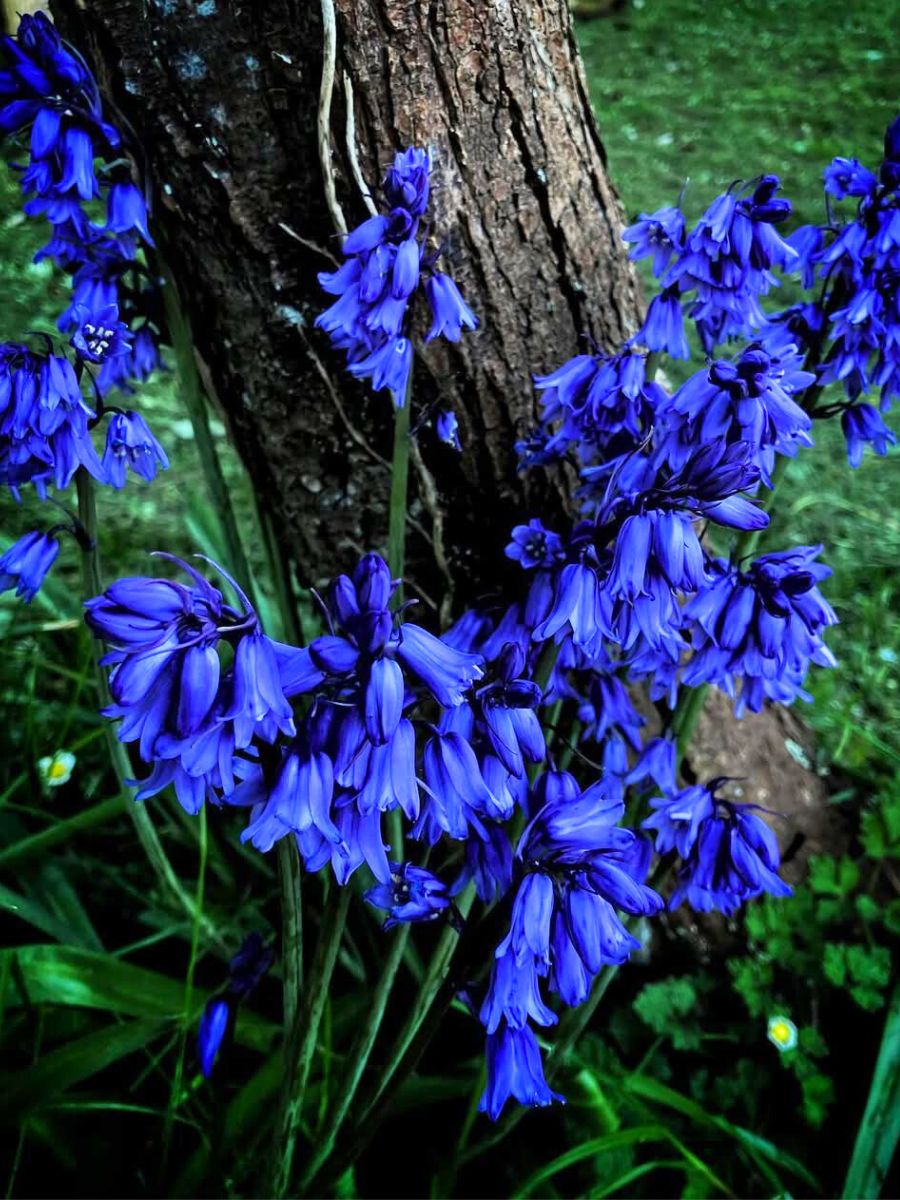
[358,884,476,1126]
[161,803,208,1177]
[76,470,221,949]
[299,921,413,1191]
[159,264,260,609]
[271,882,351,1198]
[277,840,304,1030]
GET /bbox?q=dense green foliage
[0,1,897,1196]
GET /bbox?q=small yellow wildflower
[767,1014,798,1052]
[37,749,77,788]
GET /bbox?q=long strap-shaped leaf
[844,981,900,1199]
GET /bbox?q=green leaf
[808,855,860,896]
[844,982,900,1198]
[0,945,278,1051]
[621,1072,821,1192]
[0,1017,166,1118]
[510,1124,671,1199]
[634,977,702,1050]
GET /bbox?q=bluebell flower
[101,410,169,487]
[634,287,690,359]
[426,272,478,342]
[841,403,897,467]
[85,556,302,809]
[383,146,431,215]
[578,671,645,751]
[532,348,665,465]
[197,996,231,1079]
[450,824,513,903]
[105,180,154,244]
[643,782,714,857]
[626,736,677,794]
[0,529,59,601]
[683,544,837,715]
[505,519,564,570]
[622,204,685,277]
[0,344,105,492]
[435,409,461,450]
[476,644,544,777]
[346,336,413,405]
[666,176,797,347]
[479,1023,564,1121]
[69,303,131,363]
[413,730,495,843]
[533,553,605,653]
[823,156,878,201]
[240,740,339,853]
[365,861,450,928]
[395,620,484,707]
[227,931,274,997]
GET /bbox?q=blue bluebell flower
[197,996,231,1079]
[317,147,476,405]
[532,348,665,465]
[101,410,169,487]
[227,931,275,997]
[841,403,897,467]
[413,730,496,843]
[626,735,677,794]
[365,861,450,928]
[476,644,544,777]
[633,287,690,359]
[824,156,879,201]
[0,344,105,493]
[426,272,478,342]
[505,519,564,570]
[665,175,797,348]
[85,556,303,810]
[69,303,131,363]
[479,1023,564,1120]
[450,824,513,903]
[622,204,685,277]
[669,789,792,915]
[435,409,461,450]
[0,529,59,601]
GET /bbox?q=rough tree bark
[50,0,640,608]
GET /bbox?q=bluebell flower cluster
[683,545,838,715]
[317,147,477,407]
[784,114,900,465]
[643,780,792,915]
[81,104,900,1130]
[478,773,661,1116]
[0,13,168,600]
[624,176,797,354]
[1,13,164,391]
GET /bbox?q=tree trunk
[50,0,640,609]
